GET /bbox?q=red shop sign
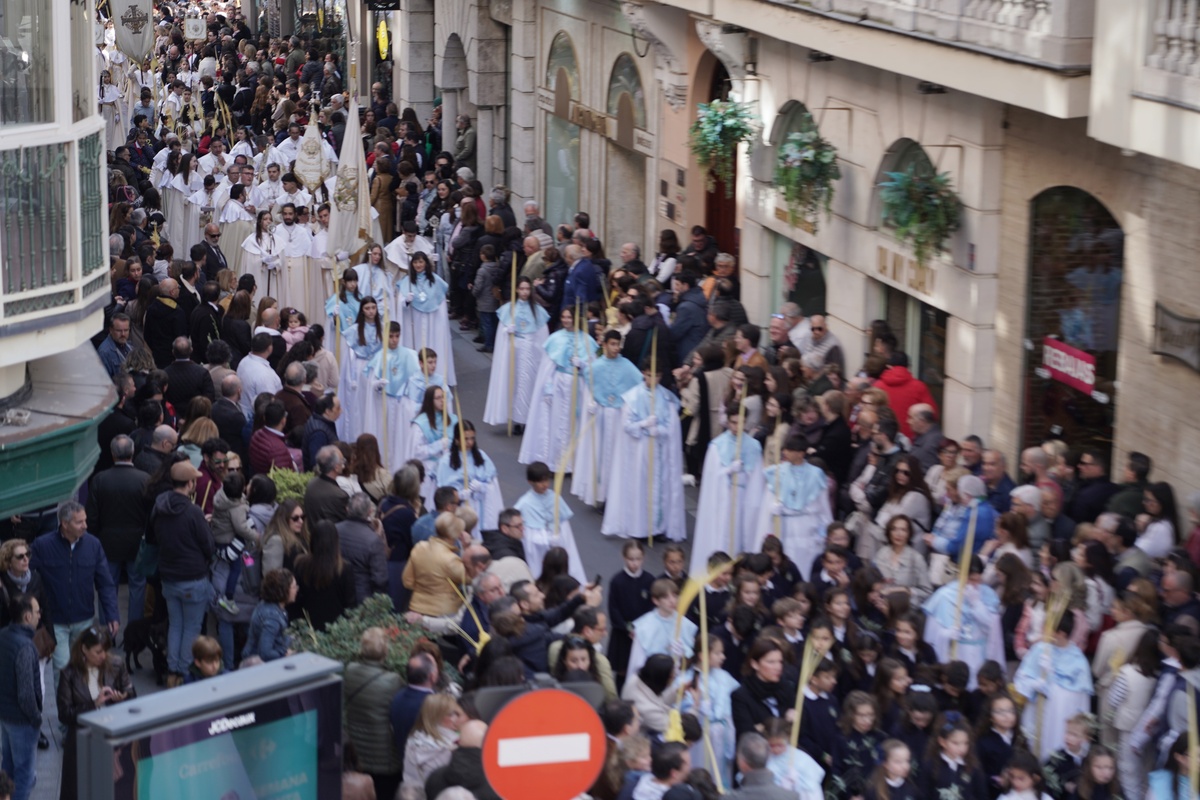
[1041,337,1096,394]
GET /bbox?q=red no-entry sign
[482,688,607,800]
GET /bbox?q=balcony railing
[1142,0,1200,107]
[796,0,1093,68]
[0,132,108,325]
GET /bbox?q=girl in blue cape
[409,383,458,511]
[323,272,360,362]
[518,306,594,472]
[364,321,421,471]
[397,251,456,388]
[601,359,686,542]
[337,295,382,443]
[689,401,766,577]
[401,348,449,454]
[678,633,741,789]
[572,329,643,508]
[1013,611,1095,760]
[483,276,550,430]
[435,420,503,538]
[921,555,1005,689]
[513,460,586,585]
[352,244,394,319]
[751,433,833,581]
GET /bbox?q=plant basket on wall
[774,113,842,233]
[688,99,757,197]
[879,166,961,266]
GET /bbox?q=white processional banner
[113,0,154,62]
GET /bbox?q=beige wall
[995,107,1200,495]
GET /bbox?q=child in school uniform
[607,540,656,685]
[976,692,1028,798]
[998,749,1055,800]
[920,712,989,800]
[1043,713,1095,800]
[798,657,842,771]
[864,739,920,800]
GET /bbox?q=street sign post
[482,688,607,800]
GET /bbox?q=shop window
[1021,187,1123,456]
[0,0,54,125]
[771,233,827,317]
[545,32,581,227]
[606,53,646,150]
[881,284,948,411]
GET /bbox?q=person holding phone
[57,626,135,800]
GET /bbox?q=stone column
[395,0,435,121]
[279,0,295,37]
[476,106,495,187]
[507,0,538,206]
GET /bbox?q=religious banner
[113,0,154,61]
[326,98,373,260]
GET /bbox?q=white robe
[691,433,766,571]
[218,202,255,278]
[482,304,549,427]
[518,364,577,472]
[601,384,687,541]
[752,462,834,581]
[513,488,587,585]
[570,354,643,507]
[272,223,314,311]
[100,84,122,150]
[309,227,335,328]
[397,274,456,388]
[163,171,202,253]
[1013,641,1095,760]
[239,232,278,298]
[922,582,1006,688]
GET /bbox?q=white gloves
[669,640,686,658]
[728,459,744,475]
[639,417,657,431]
[570,356,584,369]
[771,502,786,517]
[373,380,386,393]
[586,400,599,414]
[335,249,350,262]
[503,324,516,335]
[406,293,415,304]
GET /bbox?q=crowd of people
[0,3,1197,800]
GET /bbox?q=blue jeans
[161,578,214,675]
[217,620,247,672]
[52,619,94,686]
[1,719,39,800]
[479,310,498,350]
[107,558,146,624]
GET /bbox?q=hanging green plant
[879,166,961,265]
[688,99,757,197]
[774,114,842,232]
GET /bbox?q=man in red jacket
[248,402,297,476]
[874,352,937,440]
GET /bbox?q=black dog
[123,618,169,685]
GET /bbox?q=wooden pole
[589,343,599,505]
[789,637,819,755]
[729,388,748,555]
[381,306,389,458]
[454,392,469,496]
[949,501,980,661]
[1033,592,1069,757]
[773,461,783,540]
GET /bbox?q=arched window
[1021,187,1124,456]
[547,31,581,119]
[545,32,581,227]
[606,53,646,150]
[877,138,935,227]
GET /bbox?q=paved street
[29,323,697,799]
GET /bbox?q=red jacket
[875,366,937,439]
[248,427,296,476]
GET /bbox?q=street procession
[2,0,1200,798]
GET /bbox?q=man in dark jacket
[621,298,674,373]
[213,375,249,461]
[304,445,350,526]
[423,720,501,800]
[134,425,178,476]
[1067,448,1120,524]
[164,337,216,410]
[302,394,340,471]
[0,593,43,800]
[483,508,526,562]
[189,280,224,364]
[248,402,296,475]
[275,363,312,436]
[95,373,137,474]
[560,244,603,312]
[151,461,216,685]
[30,501,120,679]
[86,435,150,625]
[143,278,188,368]
[669,271,708,364]
[200,223,229,275]
[389,653,437,762]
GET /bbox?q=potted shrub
[688,99,757,197]
[879,166,961,266]
[774,113,841,232]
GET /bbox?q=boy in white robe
[753,434,833,581]
[513,461,586,585]
[572,330,642,507]
[1013,612,1095,760]
[624,578,697,693]
[690,402,766,576]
